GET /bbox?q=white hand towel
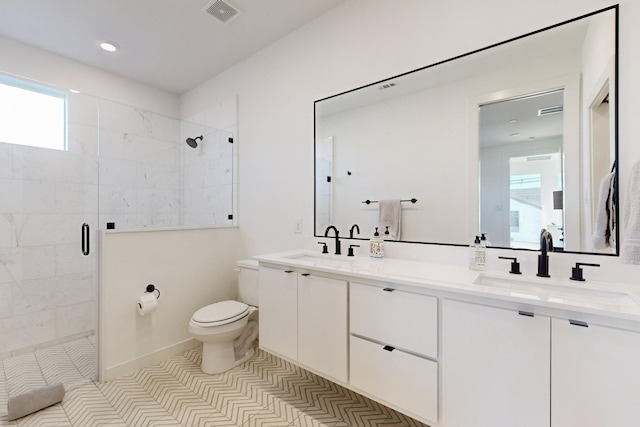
[379,199,401,240]
[622,162,640,264]
[592,172,615,249]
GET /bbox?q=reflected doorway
[479,90,564,249]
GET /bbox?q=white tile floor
[0,341,428,426]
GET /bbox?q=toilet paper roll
[137,293,158,316]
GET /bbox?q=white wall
[0,36,179,117]
[99,227,242,380]
[182,0,640,282]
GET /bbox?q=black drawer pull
[301,273,311,277]
[518,311,534,317]
[383,345,395,352]
[569,319,589,328]
[383,288,395,292]
[284,270,294,273]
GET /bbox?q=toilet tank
[237,259,259,306]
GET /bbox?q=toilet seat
[192,300,249,326]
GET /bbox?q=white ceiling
[0,0,345,94]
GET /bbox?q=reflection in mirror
[479,90,565,250]
[314,6,617,255]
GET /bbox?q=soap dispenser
[469,235,486,270]
[370,227,384,258]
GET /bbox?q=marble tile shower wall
[0,92,99,357]
[181,125,234,226]
[98,100,235,228]
[98,99,183,229]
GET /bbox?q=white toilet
[189,259,259,374]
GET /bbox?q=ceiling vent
[537,105,563,116]
[203,0,242,24]
[378,82,396,90]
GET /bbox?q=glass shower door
[0,86,100,404]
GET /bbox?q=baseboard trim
[102,338,200,381]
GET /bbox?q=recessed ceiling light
[69,89,81,94]
[510,132,521,137]
[99,41,119,52]
[528,136,536,141]
[509,119,517,123]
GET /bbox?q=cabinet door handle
[383,345,395,352]
[301,273,311,277]
[569,319,589,328]
[518,311,534,317]
[284,270,294,274]
[383,287,395,292]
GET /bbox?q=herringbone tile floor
[0,343,428,426]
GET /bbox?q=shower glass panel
[97,99,235,229]
[0,87,100,392]
[180,123,235,226]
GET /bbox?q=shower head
[186,135,203,148]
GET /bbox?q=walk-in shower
[0,73,237,401]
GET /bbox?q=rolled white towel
[7,383,65,421]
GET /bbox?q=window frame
[0,74,68,151]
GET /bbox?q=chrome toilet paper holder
[145,284,161,299]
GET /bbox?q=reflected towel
[379,199,401,240]
[593,172,615,249]
[622,162,640,264]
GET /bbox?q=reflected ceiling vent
[203,0,242,24]
[537,105,563,116]
[378,82,396,90]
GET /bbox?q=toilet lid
[192,300,249,326]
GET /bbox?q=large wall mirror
[314,5,618,255]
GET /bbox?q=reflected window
[509,172,542,246]
[0,75,67,150]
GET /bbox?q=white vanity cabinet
[297,273,347,383]
[258,265,348,383]
[258,266,298,361]
[349,282,439,423]
[551,318,640,427]
[258,251,640,427]
[442,299,551,427]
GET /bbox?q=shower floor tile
[0,345,429,427]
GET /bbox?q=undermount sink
[473,273,640,311]
[282,251,357,267]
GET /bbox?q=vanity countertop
[255,249,640,323]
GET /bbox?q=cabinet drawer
[350,282,437,358]
[350,336,438,423]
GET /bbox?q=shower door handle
[82,223,90,256]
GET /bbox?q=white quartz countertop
[254,250,640,322]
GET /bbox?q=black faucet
[324,225,341,255]
[537,229,554,277]
[349,224,360,239]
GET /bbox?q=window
[0,75,67,150]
